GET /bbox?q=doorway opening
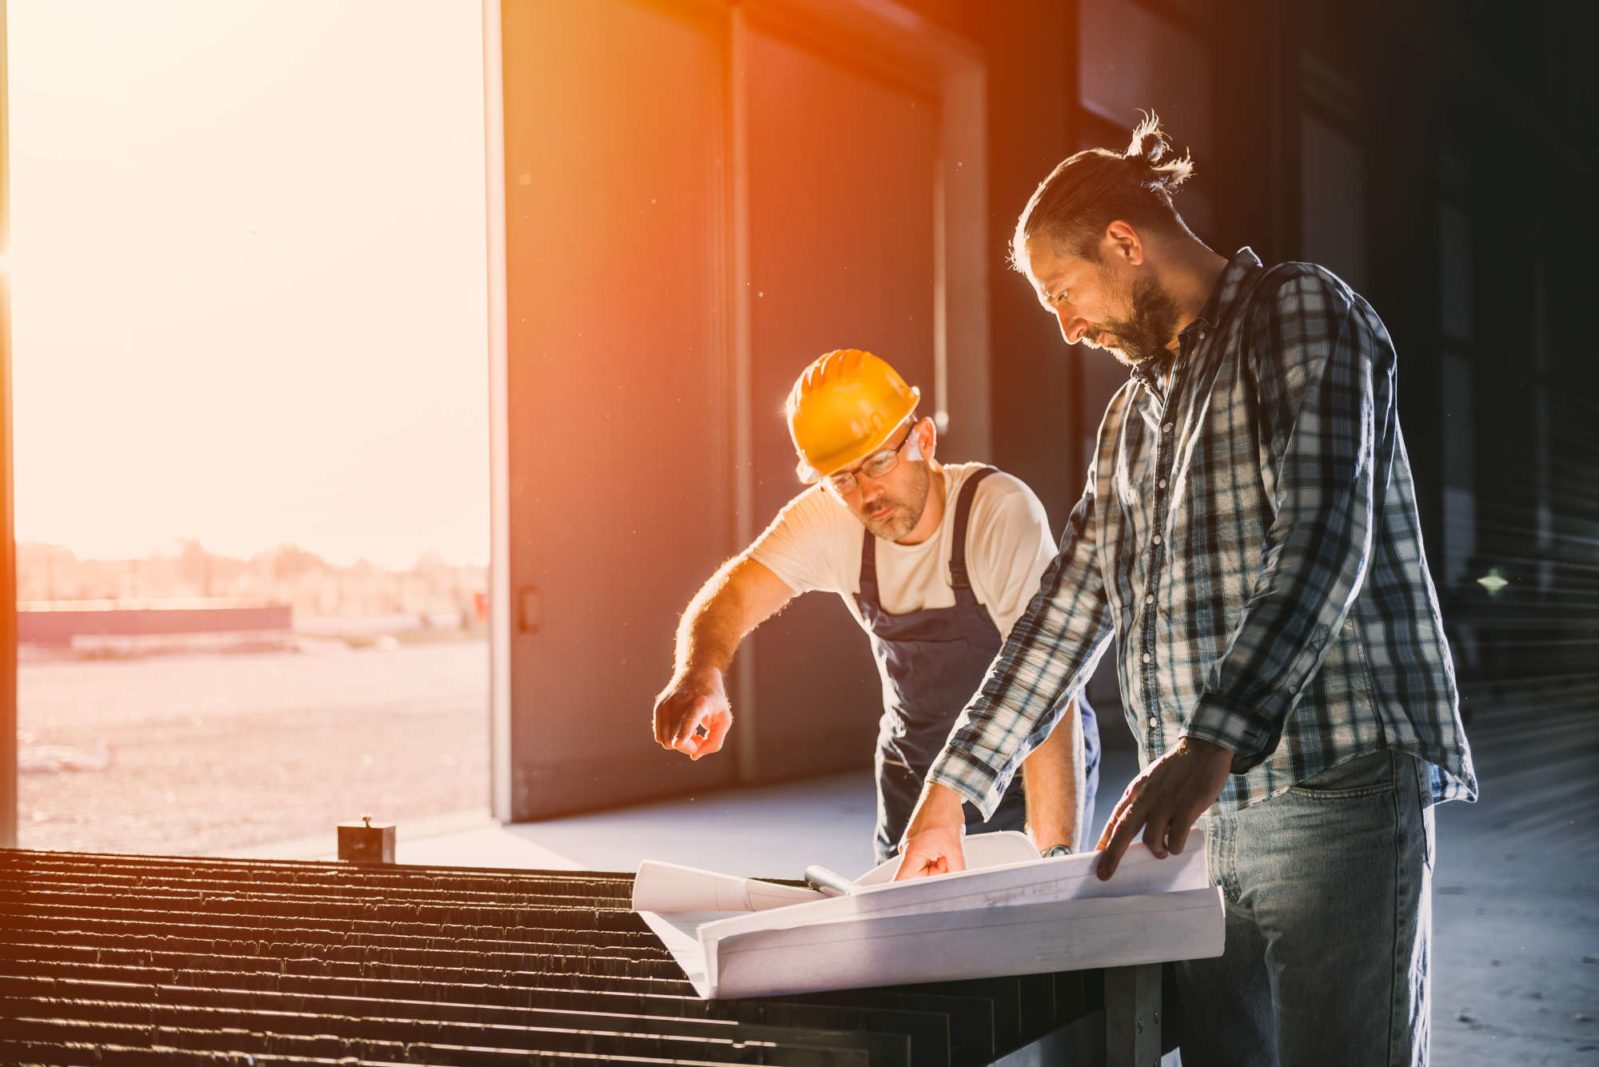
[8,1,491,856]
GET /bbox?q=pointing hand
[652,668,732,760]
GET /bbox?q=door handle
[518,586,543,634]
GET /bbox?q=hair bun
[1124,110,1193,192]
[1009,109,1197,268]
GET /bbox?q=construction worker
[652,349,1100,862]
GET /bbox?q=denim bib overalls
[856,468,1033,861]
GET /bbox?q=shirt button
[1148,716,1158,728]
[1152,535,1162,545]
[1145,594,1155,604]
[1158,478,1168,489]
[1141,652,1152,664]
[1162,422,1173,432]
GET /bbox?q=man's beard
[1098,275,1181,372]
[855,468,931,542]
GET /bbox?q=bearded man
[896,116,1476,1067]
[653,348,1101,863]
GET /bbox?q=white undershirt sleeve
[746,484,857,597]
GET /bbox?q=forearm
[675,568,744,676]
[657,557,794,759]
[673,555,792,677]
[1019,700,1082,851]
[931,486,1114,819]
[893,780,970,880]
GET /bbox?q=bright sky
[7,1,490,568]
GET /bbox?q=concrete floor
[231,749,1140,878]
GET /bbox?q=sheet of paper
[630,859,822,913]
[636,836,1225,999]
[852,829,1041,886]
[699,842,1208,940]
[708,887,1225,1000]
[631,830,1041,912]
[636,910,718,992]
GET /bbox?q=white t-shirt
[748,463,1056,641]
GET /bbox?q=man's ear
[1104,219,1144,266]
[916,416,937,463]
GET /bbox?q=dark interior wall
[1543,213,1599,692]
[1365,3,1448,554]
[959,3,1085,530]
[740,25,944,782]
[1465,53,1599,704]
[905,0,1598,722]
[876,3,1088,527]
[1206,0,1299,267]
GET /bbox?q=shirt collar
[1182,246,1264,340]
[1129,247,1264,396]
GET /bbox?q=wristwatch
[1042,844,1073,858]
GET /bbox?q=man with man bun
[896,115,1476,1066]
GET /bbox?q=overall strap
[858,525,879,599]
[949,467,998,590]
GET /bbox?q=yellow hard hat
[786,349,920,481]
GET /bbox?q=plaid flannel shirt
[931,248,1477,814]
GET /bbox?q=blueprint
[634,833,1226,999]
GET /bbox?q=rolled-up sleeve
[1185,269,1391,770]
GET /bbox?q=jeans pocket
[1287,750,1395,800]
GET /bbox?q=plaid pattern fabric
[931,248,1477,815]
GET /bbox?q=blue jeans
[1175,749,1435,1066]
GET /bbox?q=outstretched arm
[899,694,1089,877]
[898,463,1116,880]
[652,556,794,760]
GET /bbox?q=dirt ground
[17,642,489,855]
[14,644,1597,1063]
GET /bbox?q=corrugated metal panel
[0,849,1127,1065]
